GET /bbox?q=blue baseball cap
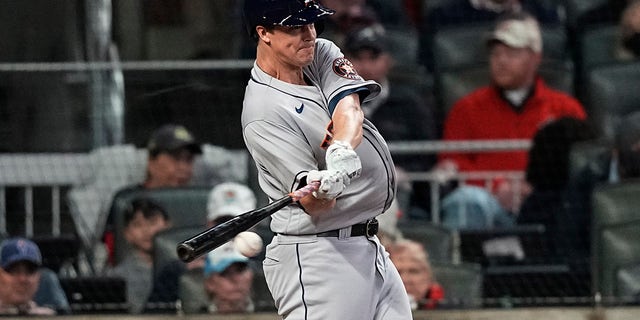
[203,242,249,277]
[0,238,42,269]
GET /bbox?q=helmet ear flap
[314,20,325,36]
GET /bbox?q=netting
[1,0,639,315]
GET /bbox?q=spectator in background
[427,0,561,31]
[109,198,171,314]
[616,0,640,60]
[387,239,444,310]
[201,242,255,314]
[421,0,561,72]
[434,12,587,230]
[517,117,597,257]
[344,25,439,219]
[102,124,202,266]
[577,0,631,31]
[145,182,258,307]
[319,0,379,47]
[0,238,56,316]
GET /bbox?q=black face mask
[623,32,640,57]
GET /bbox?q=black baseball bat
[176,181,320,262]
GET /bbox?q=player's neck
[256,52,307,85]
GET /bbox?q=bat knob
[176,243,196,263]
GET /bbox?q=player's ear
[256,26,271,44]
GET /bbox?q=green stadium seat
[431,261,483,308]
[111,187,211,265]
[153,226,204,278]
[585,62,640,139]
[591,180,640,298]
[564,0,609,31]
[432,23,569,72]
[397,221,453,263]
[598,222,640,299]
[579,24,618,73]
[616,263,640,299]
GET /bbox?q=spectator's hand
[432,159,459,184]
[493,178,532,213]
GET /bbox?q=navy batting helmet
[243,0,335,39]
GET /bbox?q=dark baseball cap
[147,124,202,156]
[344,25,388,56]
[243,0,335,38]
[0,238,42,269]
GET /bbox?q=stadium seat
[397,220,453,263]
[111,187,211,265]
[564,0,609,31]
[585,62,640,139]
[431,23,569,73]
[591,180,640,298]
[431,261,483,308]
[617,263,640,299]
[598,222,640,299]
[153,226,204,278]
[579,24,618,74]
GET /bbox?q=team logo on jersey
[332,58,361,80]
[295,103,304,114]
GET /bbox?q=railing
[0,139,530,237]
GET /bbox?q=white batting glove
[325,140,362,185]
[307,169,346,199]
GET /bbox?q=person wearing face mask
[433,12,587,230]
[617,0,640,60]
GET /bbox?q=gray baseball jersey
[242,38,396,235]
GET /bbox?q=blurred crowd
[2,0,640,315]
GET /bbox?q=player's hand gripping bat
[176,181,320,262]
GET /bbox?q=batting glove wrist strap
[325,140,362,185]
[307,169,345,199]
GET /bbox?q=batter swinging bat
[177,181,320,262]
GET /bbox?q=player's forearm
[331,93,364,148]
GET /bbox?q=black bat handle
[176,196,292,262]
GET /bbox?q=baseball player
[241,0,412,319]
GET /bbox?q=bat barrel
[176,242,196,262]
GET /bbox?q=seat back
[432,23,569,72]
[579,24,618,74]
[591,180,640,297]
[586,62,640,139]
[431,261,483,308]
[112,187,211,265]
[153,226,205,277]
[599,222,640,298]
[398,221,453,263]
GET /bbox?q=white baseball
[233,231,263,257]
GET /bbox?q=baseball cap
[147,124,202,156]
[204,242,249,277]
[485,12,542,53]
[207,182,257,222]
[344,25,388,56]
[0,238,42,269]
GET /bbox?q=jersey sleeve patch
[332,58,362,80]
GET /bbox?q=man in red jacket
[435,11,586,229]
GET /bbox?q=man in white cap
[434,11,587,230]
[206,182,258,227]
